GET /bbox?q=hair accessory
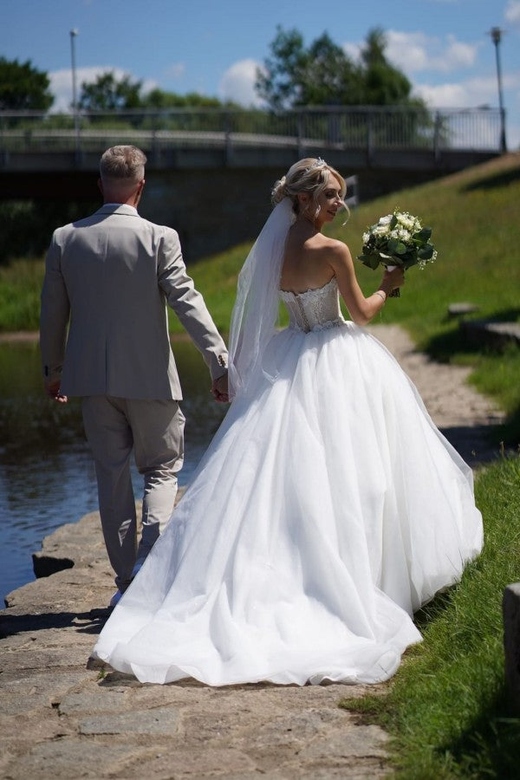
[308,158,326,171]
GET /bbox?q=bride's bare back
[280,224,337,293]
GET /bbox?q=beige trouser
[82,396,185,592]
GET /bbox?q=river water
[0,337,227,604]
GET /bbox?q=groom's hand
[44,378,68,403]
[211,373,229,404]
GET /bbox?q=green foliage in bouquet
[358,210,437,271]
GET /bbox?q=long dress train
[92,277,483,686]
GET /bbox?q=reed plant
[0,258,45,332]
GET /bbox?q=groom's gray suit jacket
[40,204,228,399]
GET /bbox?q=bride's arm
[326,240,403,326]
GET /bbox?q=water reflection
[0,337,227,602]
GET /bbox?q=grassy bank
[344,454,520,779]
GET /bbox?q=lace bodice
[279,277,345,333]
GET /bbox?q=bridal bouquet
[357,210,437,296]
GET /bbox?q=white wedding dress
[92,276,483,686]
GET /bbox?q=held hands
[44,378,68,403]
[211,372,230,404]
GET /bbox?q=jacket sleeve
[157,228,228,379]
[40,231,71,383]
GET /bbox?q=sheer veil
[228,197,295,397]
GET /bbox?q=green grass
[343,454,520,779]
[348,178,519,347]
[0,259,45,332]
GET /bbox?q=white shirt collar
[104,203,138,213]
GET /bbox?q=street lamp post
[70,29,80,159]
[490,26,507,153]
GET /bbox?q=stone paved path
[0,325,504,779]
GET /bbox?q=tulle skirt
[92,322,483,685]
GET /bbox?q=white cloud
[505,0,520,26]
[415,79,489,108]
[218,59,264,106]
[165,62,185,81]
[385,31,478,74]
[343,42,361,62]
[416,71,520,108]
[49,67,156,112]
[344,31,478,75]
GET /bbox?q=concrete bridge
[0,106,503,259]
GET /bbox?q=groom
[40,145,229,605]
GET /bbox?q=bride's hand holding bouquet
[358,210,437,297]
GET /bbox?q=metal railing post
[224,112,233,165]
[433,111,441,163]
[297,111,304,157]
[366,110,374,165]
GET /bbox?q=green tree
[359,28,413,105]
[256,26,421,109]
[141,89,225,109]
[78,71,143,111]
[136,89,242,131]
[0,57,53,110]
[255,27,308,110]
[301,33,361,106]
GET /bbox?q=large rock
[503,583,520,710]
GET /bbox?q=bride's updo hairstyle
[271,157,347,217]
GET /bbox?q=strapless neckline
[279,277,343,333]
[279,276,336,298]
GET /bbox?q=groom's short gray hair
[100,145,147,183]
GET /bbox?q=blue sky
[1,0,519,148]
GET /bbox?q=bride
[91,158,483,686]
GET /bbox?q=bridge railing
[0,106,503,160]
